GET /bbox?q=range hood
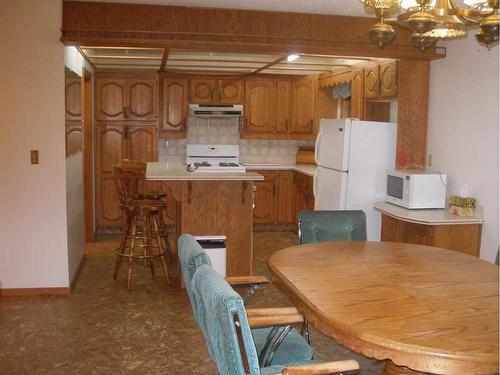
[189,104,243,118]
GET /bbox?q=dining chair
[191,264,360,375]
[178,234,314,367]
[298,210,367,245]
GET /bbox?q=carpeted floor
[0,231,384,374]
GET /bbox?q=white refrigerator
[313,118,396,240]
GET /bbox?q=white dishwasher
[194,235,227,277]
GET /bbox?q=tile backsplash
[158,116,315,164]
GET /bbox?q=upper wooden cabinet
[291,77,316,134]
[379,61,398,98]
[364,61,398,100]
[96,77,158,121]
[351,69,364,119]
[364,65,379,99]
[190,78,243,104]
[275,79,291,132]
[162,78,188,136]
[65,78,82,121]
[126,79,158,120]
[244,79,275,133]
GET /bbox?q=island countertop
[146,162,265,181]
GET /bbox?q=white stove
[186,144,246,173]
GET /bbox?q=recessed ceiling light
[287,54,300,62]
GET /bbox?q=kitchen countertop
[146,162,264,181]
[374,201,484,225]
[242,163,317,177]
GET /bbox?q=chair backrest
[192,265,260,375]
[298,210,367,244]
[112,163,143,205]
[178,234,211,325]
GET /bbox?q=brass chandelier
[360,0,500,50]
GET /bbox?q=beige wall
[428,36,499,262]
[0,0,69,288]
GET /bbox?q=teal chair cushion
[298,210,367,244]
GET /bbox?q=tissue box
[448,195,476,217]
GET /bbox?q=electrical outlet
[30,150,39,164]
[427,153,432,167]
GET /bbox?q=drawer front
[255,170,276,182]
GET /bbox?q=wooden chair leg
[146,215,155,276]
[128,218,138,291]
[114,215,131,280]
[157,212,173,261]
[153,214,170,284]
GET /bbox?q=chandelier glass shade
[359,0,499,49]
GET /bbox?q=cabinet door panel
[162,79,188,132]
[351,69,364,120]
[291,78,316,134]
[381,214,400,242]
[96,79,126,120]
[276,79,291,132]
[65,78,82,120]
[379,61,398,98]
[253,181,276,224]
[190,79,216,103]
[127,79,158,120]
[403,222,433,246]
[219,79,243,104]
[277,171,295,224]
[127,126,157,162]
[66,125,83,157]
[244,79,275,132]
[96,126,126,174]
[96,176,124,226]
[364,65,379,99]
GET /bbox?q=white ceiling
[76,0,370,17]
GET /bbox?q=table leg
[379,360,426,375]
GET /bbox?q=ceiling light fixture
[360,0,499,50]
[287,54,300,62]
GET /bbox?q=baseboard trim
[71,255,87,290]
[0,287,71,297]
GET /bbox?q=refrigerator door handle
[314,131,321,165]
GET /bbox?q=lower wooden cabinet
[381,214,482,257]
[253,170,314,226]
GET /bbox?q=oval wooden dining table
[268,242,499,375]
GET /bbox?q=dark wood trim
[70,255,87,289]
[251,56,285,74]
[0,288,71,297]
[82,68,94,242]
[76,46,96,70]
[61,1,445,60]
[159,48,169,71]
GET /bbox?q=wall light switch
[30,150,39,164]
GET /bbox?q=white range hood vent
[189,104,243,118]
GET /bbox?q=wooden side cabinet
[380,213,482,257]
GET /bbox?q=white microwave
[386,170,447,209]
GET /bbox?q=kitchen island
[146,162,264,287]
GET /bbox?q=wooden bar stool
[113,164,172,290]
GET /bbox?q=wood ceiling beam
[85,55,162,60]
[75,46,95,69]
[250,56,286,75]
[159,48,169,71]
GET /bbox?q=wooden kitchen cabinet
[364,65,379,99]
[351,68,364,119]
[162,78,188,136]
[65,125,83,157]
[95,124,158,228]
[380,213,482,257]
[244,79,275,133]
[294,172,314,218]
[379,60,398,98]
[276,170,295,224]
[190,78,243,104]
[253,171,277,224]
[96,77,158,121]
[291,77,316,134]
[65,78,82,121]
[275,79,291,132]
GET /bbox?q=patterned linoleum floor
[0,231,384,374]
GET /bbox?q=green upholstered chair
[191,265,360,375]
[298,210,367,245]
[178,234,314,368]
